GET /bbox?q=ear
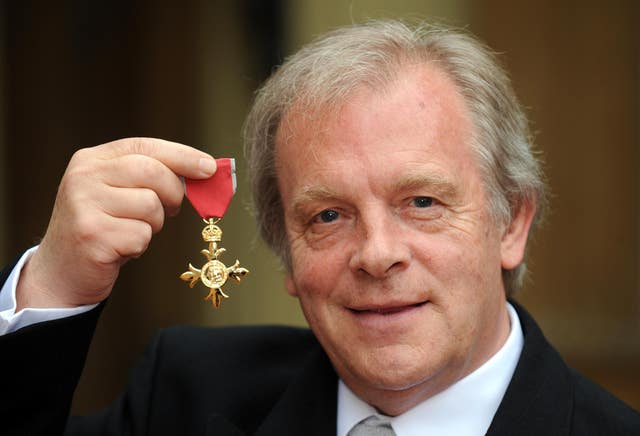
[500,198,536,270]
[285,274,299,297]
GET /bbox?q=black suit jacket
[1,263,638,435]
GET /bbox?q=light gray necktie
[347,415,397,436]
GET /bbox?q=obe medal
[179,158,249,308]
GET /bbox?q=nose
[348,209,410,279]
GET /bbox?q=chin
[347,345,441,392]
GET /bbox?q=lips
[350,301,428,315]
[346,300,429,332]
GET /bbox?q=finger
[91,137,217,179]
[97,187,166,234]
[66,210,154,266]
[102,216,154,261]
[99,154,186,216]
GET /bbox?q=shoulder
[145,324,321,390]
[569,369,640,435]
[131,325,323,431]
[506,302,639,435]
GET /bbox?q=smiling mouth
[350,301,428,315]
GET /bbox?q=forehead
[274,62,478,189]
[278,62,473,148]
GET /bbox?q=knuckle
[73,213,101,244]
[101,137,160,163]
[139,191,165,232]
[139,189,161,214]
[69,147,93,164]
[130,137,158,156]
[152,210,166,234]
[61,167,90,192]
[64,151,104,187]
[129,224,152,256]
[57,171,98,209]
[131,154,163,181]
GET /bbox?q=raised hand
[15,138,216,310]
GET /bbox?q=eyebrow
[290,185,340,221]
[393,172,459,201]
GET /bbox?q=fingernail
[199,157,216,176]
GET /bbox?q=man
[2,20,638,435]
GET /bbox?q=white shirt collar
[337,302,524,436]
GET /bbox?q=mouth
[349,301,428,315]
[346,300,429,331]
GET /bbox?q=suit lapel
[254,347,338,436]
[486,302,573,436]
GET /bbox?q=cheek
[429,233,505,332]
[288,215,358,282]
[289,241,346,301]
[418,234,480,280]
[417,229,501,308]
[289,252,349,338]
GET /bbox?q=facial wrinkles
[286,159,487,294]
[281,83,474,212]
[289,72,486,273]
[275,66,517,415]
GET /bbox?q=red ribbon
[184,158,236,219]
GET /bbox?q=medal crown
[202,223,222,242]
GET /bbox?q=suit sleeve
[0,258,103,435]
[0,304,102,434]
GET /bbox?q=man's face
[275,64,532,414]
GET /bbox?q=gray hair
[244,19,546,296]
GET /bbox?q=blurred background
[0,0,638,413]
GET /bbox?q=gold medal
[180,218,249,308]
[180,158,249,308]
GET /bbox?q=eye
[412,196,434,208]
[316,209,340,223]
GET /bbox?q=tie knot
[348,415,396,436]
